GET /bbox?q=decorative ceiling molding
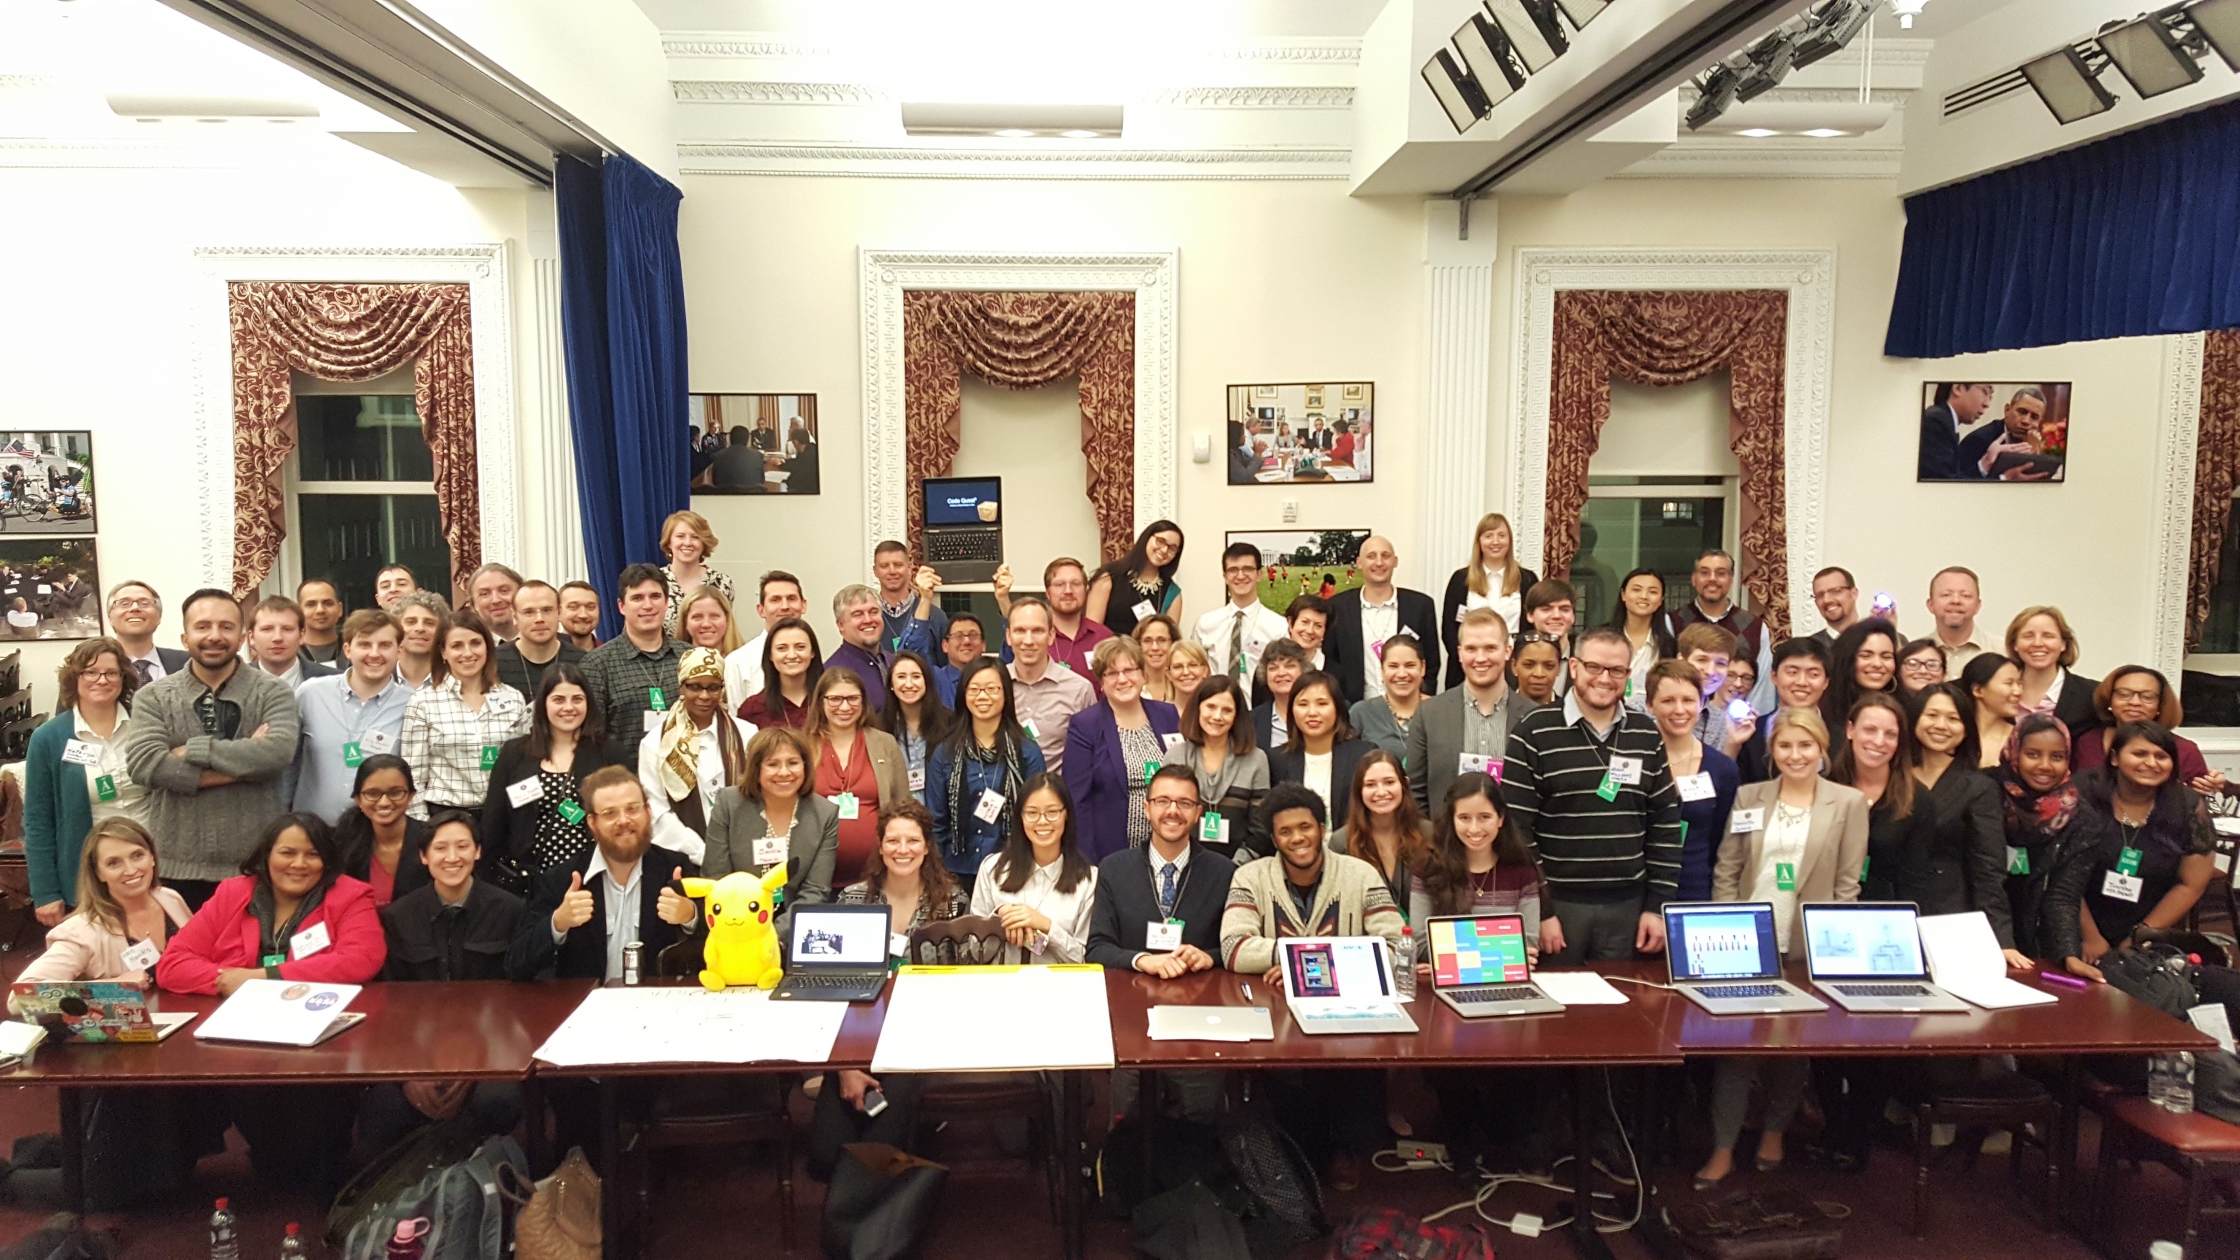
[672,80,883,104]
[1616,142,1903,179]
[1158,86,1355,108]
[677,140,1350,180]
[1215,38,1361,63]
[1806,38,1934,67]
[0,75,61,90]
[661,32,1358,64]
[662,34,829,58]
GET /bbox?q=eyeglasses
[825,695,864,707]
[108,598,155,612]
[594,804,648,822]
[79,669,121,685]
[1573,661,1629,680]
[357,787,412,803]
[681,681,726,694]
[2112,687,2161,704]
[964,684,1005,699]
[1901,659,1944,675]
[1222,564,1259,576]
[1147,797,1202,812]
[1021,808,1067,823]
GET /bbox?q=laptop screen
[1279,938,1393,1001]
[924,478,1001,527]
[789,908,887,968]
[1427,915,1529,987]
[1664,903,1782,982]
[1804,903,1929,980]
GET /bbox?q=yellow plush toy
[680,862,789,992]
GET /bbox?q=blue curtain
[1885,99,2240,359]
[556,151,691,639]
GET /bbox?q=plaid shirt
[400,676,532,812]
[581,634,685,762]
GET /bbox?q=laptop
[194,979,365,1046]
[1803,902,1970,1014]
[1147,1005,1275,1042]
[1425,914,1563,1017]
[1663,902,1827,1015]
[8,982,193,1043]
[772,905,892,1002]
[1276,937,1419,1036]
[922,476,1003,583]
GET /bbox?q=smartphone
[862,1087,889,1118]
[1871,591,1896,615]
[1726,698,1754,723]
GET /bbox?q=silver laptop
[922,476,1003,583]
[772,905,891,1003]
[1804,902,1970,1014]
[1425,914,1562,1017]
[1147,1005,1274,1042]
[1277,937,1419,1035]
[1664,902,1827,1015]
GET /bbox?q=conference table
[3,964,2222,1260]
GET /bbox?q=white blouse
[970,852,1099,964]
[1749,802,1814,954]
[72,709,144,825]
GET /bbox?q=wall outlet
[1282,498,1298,524]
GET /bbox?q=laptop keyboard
[790,974,871,988]
[1698,983,1788,999]
[927,532,1000,562]
[1834,983,1931,998]
[1451,986,1544,1004]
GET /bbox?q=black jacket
[508,842,697,981]
[342,816,433,904]
[1266,737,1375,830]
[1321,587,1443,707]
[382,879,524,981]
[478,736,627,879]
[1439,567,1539,690]
[1085,842,1235,971]
[1919,403,1962,480]
[1901,769,2010,942]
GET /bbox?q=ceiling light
[1890,0,1931,29]
[2021,46,2117,123]
[1791,0,1874,70]
[1058,129,1100,139]
[2190,0,2240,71]
[900,103,1123,138]
[1690,100,1892,135]
[105,93,318,120]
[993,128,1035,138]
[1738,127,1779,137]
[1802,127,1848,137]
[1422,49,1492,132]
[1453,13,1526,109]
[2098,14,2202,98]
[1486,0,1567,73]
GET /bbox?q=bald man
[1322,535,1443,707]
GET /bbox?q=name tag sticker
[973,789,1006,824]
[507,777,544,808]
[643,711,666,736]
[1676,772,1715,802]
[60,739,101,767]
[120,940,160,972]
[2007,845,2030,876]
[1132,601,1157,621]
[1459,752,1494,777]
[362,729,396,755]
[1020,718,1040,742]
[94,775,118,803]
[1146,920,1184,952]
[753,835,786,868]
[1606,756,1643,786]
[890,932,910,959]
[908,767,926,793]
[1161,732,1184,750]
[1730,808,1764,833]
[836,792,860,820]
[2103,870,2144,903]
[290,921,331,961]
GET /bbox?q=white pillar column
[522,190,589,582]
[1416,198,1499,592]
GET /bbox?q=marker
[2038,970,2091,990]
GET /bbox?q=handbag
[511,1147,600,1260]
[1663,1192,1848,1260]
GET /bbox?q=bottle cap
[214,1197,229,1211]
[286,1223,301,1236]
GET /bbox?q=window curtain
[1886,99,2240,359]
[557,152,691,639]
[2189,328,2240,647]
[226,281,479,600]
[902,291,1136,564]
[1546,289,1792,634]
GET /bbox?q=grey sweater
[120,663,299,882]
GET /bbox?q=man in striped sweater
[1502,626,1684,965]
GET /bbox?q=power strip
[1394,1140,1448,1169]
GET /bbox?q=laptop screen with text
[1665,903,1782,982]
[1428,915,1530,987]
[1804,904,1929,979]
[789,908,887,968]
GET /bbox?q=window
[280,381,450,610]
[1576,477,1737,624]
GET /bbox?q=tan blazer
[1712,777,1871,957]
[818,727,912,812]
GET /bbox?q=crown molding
[661,31,1358,64]
[677,140,1349,180]
[1158,86,1355,108]
[2153,333,2206,679]
[1618,142,1903,179]
[662,34,828,58]
[672,80,883,104]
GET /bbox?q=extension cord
[1395,1139,1447,1169]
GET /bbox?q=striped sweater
[1500,701,1683,909]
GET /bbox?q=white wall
[952,378,1102,580]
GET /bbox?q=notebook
[1916,910,2056,1009]
[193,979,365,1047]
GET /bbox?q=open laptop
[1277,937,1418,1036]
[922,476,1003,583]
[1663,902,1827,1015]
[1425,914,1562,1017]
[772,905,892,1002]
[1803,902,1970,1014]
[8,982,193,1043]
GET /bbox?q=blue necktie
[1159,862,1178,917]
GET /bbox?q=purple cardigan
[1064,698,1181,863]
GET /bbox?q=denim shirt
[925,738,1047,876]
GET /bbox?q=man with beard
[511,765,699,982]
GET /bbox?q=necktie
[1228,609,1247,679]
[1159,861,1178,916]
[133,659,155,686]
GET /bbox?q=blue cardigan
[927,735,1047,877]
[24,711,95,908]
[1065,699,1181,864]
[1676,741,1742,903]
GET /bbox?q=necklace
[1130,573,1163,598]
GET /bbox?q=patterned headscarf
[1993,712,2080,845]
[658,648,747,801]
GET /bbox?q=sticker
[1370,639,1385,662]
[60,739,101,767]
[480,745,499,771]
[1020,718,1041,742]
[1606,756,1642,786]
[261,953,286,969]
[643,710,666,736]
[1200,814,1230,845]
[2007,846,2030,876]
[120,940,160,972]
[836,791,860,820]
[908,766,926,793]
[1730,808,1764,833]
[1161,732,1184,750]
[290,921,331,960]
[1132,601,1157,621]
[1146,920,1184,952]
[1676,772,1715,802]
[1144,760,1161,784]
[556,799,586,826]
[2117,846,2142,877]
[973,788,1006,824]
[1596,775,1620,802]
[94,775,117,803]
[648,687,667,711]
[362,728,395,755]
[507,777,544,808]
[2102,870,2144,903]
[1459,752,1496,778]
[753,835,786,867]
[890,932,910,959]
[343,741,364,768]
[1775,862,1797,892]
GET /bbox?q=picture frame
[0,537,102,640]
[1917,382,2070,483]
[689,394,821,495]
[1226,382,1374,485]
[0,432,95,535]
[1224,529,1370,614]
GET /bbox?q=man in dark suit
[1322,536,1442,708]
[1918,382,1993,481]
[106,580,190,684]
[1229,420,1262,483]
[711,424,769,492]
[510,766,701,982]
[1954,385,2055,482]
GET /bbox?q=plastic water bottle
[385,1219,429,1260]
[1394,928,1417,1001]
[278,1222,307,1260]
[2168,1052,2196,1115]
[2149,1054,2172,1109]
[208,1198,238,1260]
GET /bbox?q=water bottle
[385,1218,430,1260]
[2149,1054,2171,1109]
[278,1222,307,1260]
[208,1198,238,1260]
[2168,1052,2196,1115]
[1393,928,1417,1002]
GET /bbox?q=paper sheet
[2190,1003,2237,1056]
[1531,971,1630,1006]
[533,986,848,1068]
[1918,912,2056,1009]
[872,966,1114,1072]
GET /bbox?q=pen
[2039,970,2091,990]
[1242,982,1254,1002]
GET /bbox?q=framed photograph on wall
[689,393,820,495]
[0,537,101,639]
[0,432,95,534]
[1225,529,1370,614]
[1918,382,2070,483]
[1226,382,1374,485]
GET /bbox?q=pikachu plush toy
[680,863,789,991]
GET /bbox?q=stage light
[1684,52,1750,130]
[1734,34,1798,102]
[1486,0,1567,73]
[1422,48,1492,133]
[1554,0,1607,26]
[1791,0,1874,70]
[1453,13,1527,109]
[2021,46,2117,123]
[2098,13,2203,97]
[2190,0,2240,71]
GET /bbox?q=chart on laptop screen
[1807,908,1923,976]
[1432,917,1528,986]
[1679,912,1767,978]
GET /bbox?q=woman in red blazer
[159,812,386,995]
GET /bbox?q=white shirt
[557,847,643,982]
[250,656,306,692]
[634,716,758,865]
[1463,585,1523,643]
[724,632,767,717]
[970,852,1099,964]
[69,709,143,824]
[127,651,169,684]
[1749,802,1813,954]
[1193,601,1288,682]
[1357,590,1400,700]
[1303,751,1334,815]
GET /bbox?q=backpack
[1663,1191,1848,1260]
[1326,1208,1496,1260]
[334,1129,525,1260]
[2100,945,2197,1019]
[1133,1182,1254,1260]
[1216,1109,1326,1260]
[1095,1114,1230,1218]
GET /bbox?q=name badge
[1020,718,1041,742]
[1199,814,1229,845]
[261,953,286,969]
[480,745,499,771]
[1606,756,1643,786]
[507,777,544,808]
[2006,845,2030,876]
[1775,862,1797,892]
[1370,639,1385,662]
[2102,870,2144,903]
[890,932,910,959]
[1458,752,1496,779]
[836,791,861,820]
[643,710,666,736]
[1676,772,1715,802]
[1161,732,1184,750]
[290,921,331,961]
[648,687,667,712]
[1132,600,1157,621]
[556,799,587,826]
[753,835,786,867]
[1596,775,1620,802]
[1145,920,1184,952]
[343,741,364,768]
[1730,808,1764,833]
[60,739,101,767]
[120,939,160,972]
[362,728,396,755]
[908,766,926,792]
[973,788,1006,824]
[94,775,118,803]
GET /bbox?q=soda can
[622,941,643,986]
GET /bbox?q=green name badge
[648,687,667,712]
[2117,846,2142,876]
[1775,861,1797,892]
[343,741,364,768]
[1596,774,1620,802]
[1860,854,1870,880]
[1145,760,1161,783]
[94,774,118,803]
[260,953,285,969]
[2007,845,2030,876]
[556,799,587,825]
[481,744,499,771]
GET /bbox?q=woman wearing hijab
[1987,712,2113,965]
[637,647,754,865]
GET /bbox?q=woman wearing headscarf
[1987,712,2114,965]
[2047,721,2219,979]
[635,647,754,867]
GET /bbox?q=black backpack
[1216,1109,1326,1260]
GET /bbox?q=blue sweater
[926,737,1046,877]
[1676,742,1742,903]
[23,712,95,908]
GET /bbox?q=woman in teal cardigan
[24,639,142,921]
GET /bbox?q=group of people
[8,506,2227,1206]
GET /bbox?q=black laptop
[772,905,892,1002]
[922,476,1003,583]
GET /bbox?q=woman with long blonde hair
[1440,512,1539,689]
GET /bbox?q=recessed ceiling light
[993,128,1036,138]
[1802,127,1848,137]
[1738,127,1779,137]
[1059,129,1101,139]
